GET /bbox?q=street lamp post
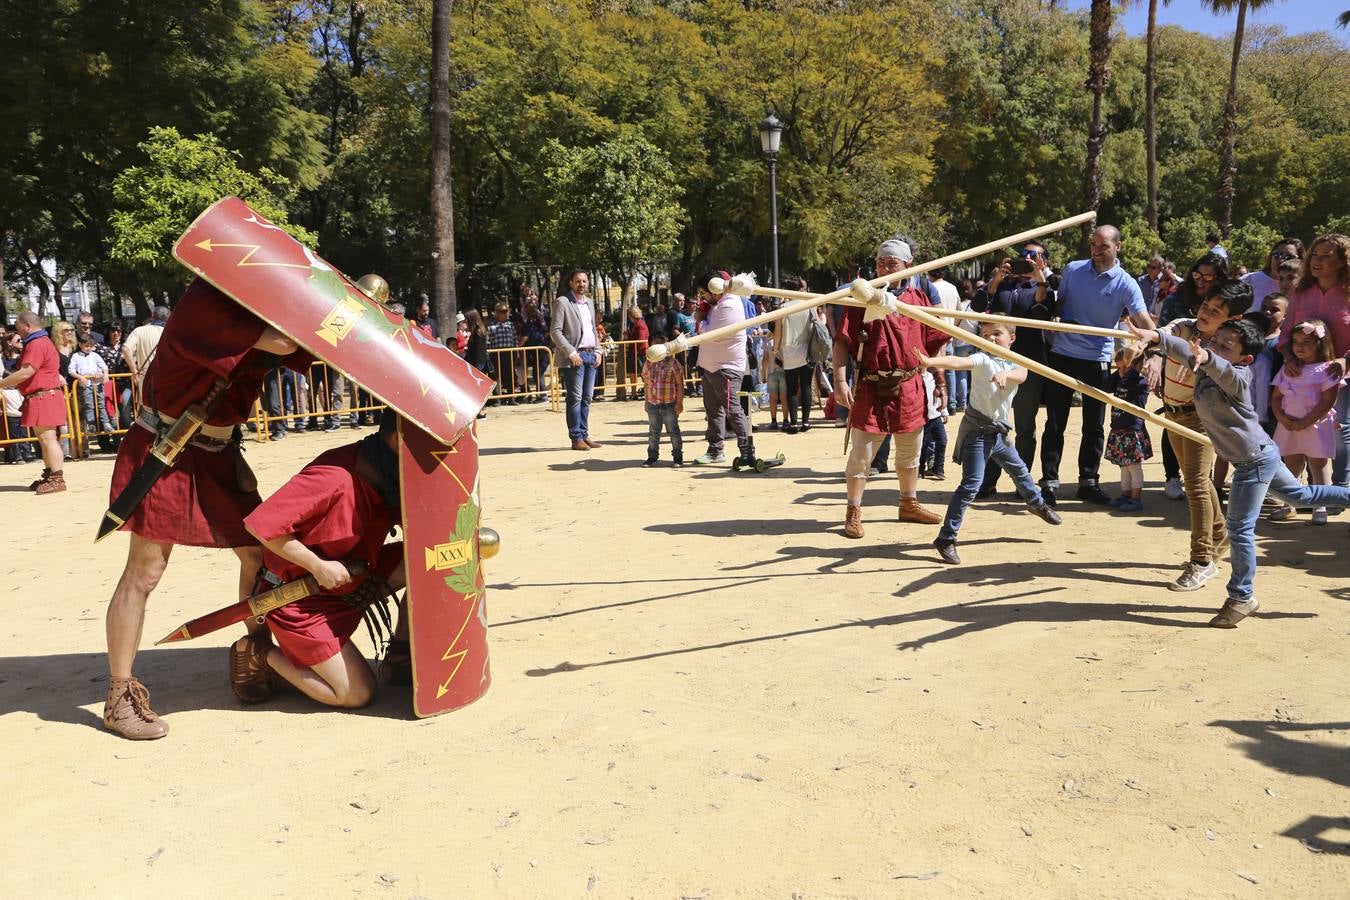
[758,113,783,289]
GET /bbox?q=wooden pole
[646,211,1097,362]
[891,299,1212,448]
[752,285,1133,341]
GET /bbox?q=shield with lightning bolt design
[399,419,490,716]
[173,197,492,444]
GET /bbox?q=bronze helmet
[356,273,390,304]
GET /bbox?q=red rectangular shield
[173,196,492,445]
[399,420,491,716]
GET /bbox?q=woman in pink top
[1279,234,1350,486]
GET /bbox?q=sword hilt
[246,558,370,620]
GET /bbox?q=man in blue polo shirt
[1040,225,1155,505]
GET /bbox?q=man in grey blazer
[551,270,605,450]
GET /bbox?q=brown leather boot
[897,496,941,525]
[103,676,169,740]
[34,470,66,495]
[28,467,52,491]
[843,504,865,539]
[229,634,276,704]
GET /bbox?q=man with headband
[834,237,950,538]
[231,409,409,709]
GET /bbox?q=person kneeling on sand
[232,411,410,707]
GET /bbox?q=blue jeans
[562,351,597,440]
[646,402,682,461]
[1225,443,1350,602]
[1332,387,1350,487]
[939,429,1044,541]
[945,368,969,412]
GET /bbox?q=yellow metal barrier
[484,345,552,405]
[252,361,391,441]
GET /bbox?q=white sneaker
[1164,478,1184,500]
[1169,560,1218,592]
[1311,507,1328,526]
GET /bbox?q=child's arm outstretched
[1186,335,1253,403]
[915,349,974,371]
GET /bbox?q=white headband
[876,239,913,263]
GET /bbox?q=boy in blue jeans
[917,322,1062,565]
[641,332,685,467]
[1128,308,1350,628]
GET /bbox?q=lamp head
[759,113,783,155]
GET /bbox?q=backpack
[805,317,832,366]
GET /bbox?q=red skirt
[108,425,260,547]
[264,542,404,668]
[21,391,68,428]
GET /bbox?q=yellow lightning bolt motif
[429,445,470,497]
[194,239,309,268]
[436,590,480,699]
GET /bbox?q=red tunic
[243,443,401,667]
[17,332,67,428]
[837,286,948,435]
[108,279,313,547]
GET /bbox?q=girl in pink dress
[1271,318,1343,525]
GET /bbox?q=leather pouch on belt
[236,453,259,493]
[873,375,903,403]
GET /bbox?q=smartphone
[1011,258,1035,276]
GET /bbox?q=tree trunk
[1080,0,1113,250]
[1144,0,1159,232]
[429,0,457,339]
[1216,0,1247,241]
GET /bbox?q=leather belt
[135,408,235,450]
[1162,402,1196,415]
[25,387,63,399]
[862,366,921,383]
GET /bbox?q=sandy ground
[2,398,1347,899]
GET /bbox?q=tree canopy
[3,0,1348,314]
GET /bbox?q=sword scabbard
[247,575,322,620]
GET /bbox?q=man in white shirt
[693,270,756,466]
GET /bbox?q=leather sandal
[379,639,413,686]
[897,497,941,525]
[229,634,276,704]
[843,504,865,539]
[103,676,168,740]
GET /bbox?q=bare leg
[106,536,174,678]
[33,426,63,473]
[267,641,376,708]
[233,546,268,637]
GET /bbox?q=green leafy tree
[1225,220,1282,271]
[0,0,324,311]
[1118,217,1165,274]
[1082,0,1116,248]
[538,136,683,305]
[108,127,313,311]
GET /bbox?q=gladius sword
[154,560,368,645]
[96,378,231,541]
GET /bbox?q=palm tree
[1339,10,1350,28]
[1202,0,1286,240]
[1081,0,1113,247]
[1142,0,1171,232]
[429,0,458,333]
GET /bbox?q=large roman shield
[173,196,492,444]
[399,420,490,716]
